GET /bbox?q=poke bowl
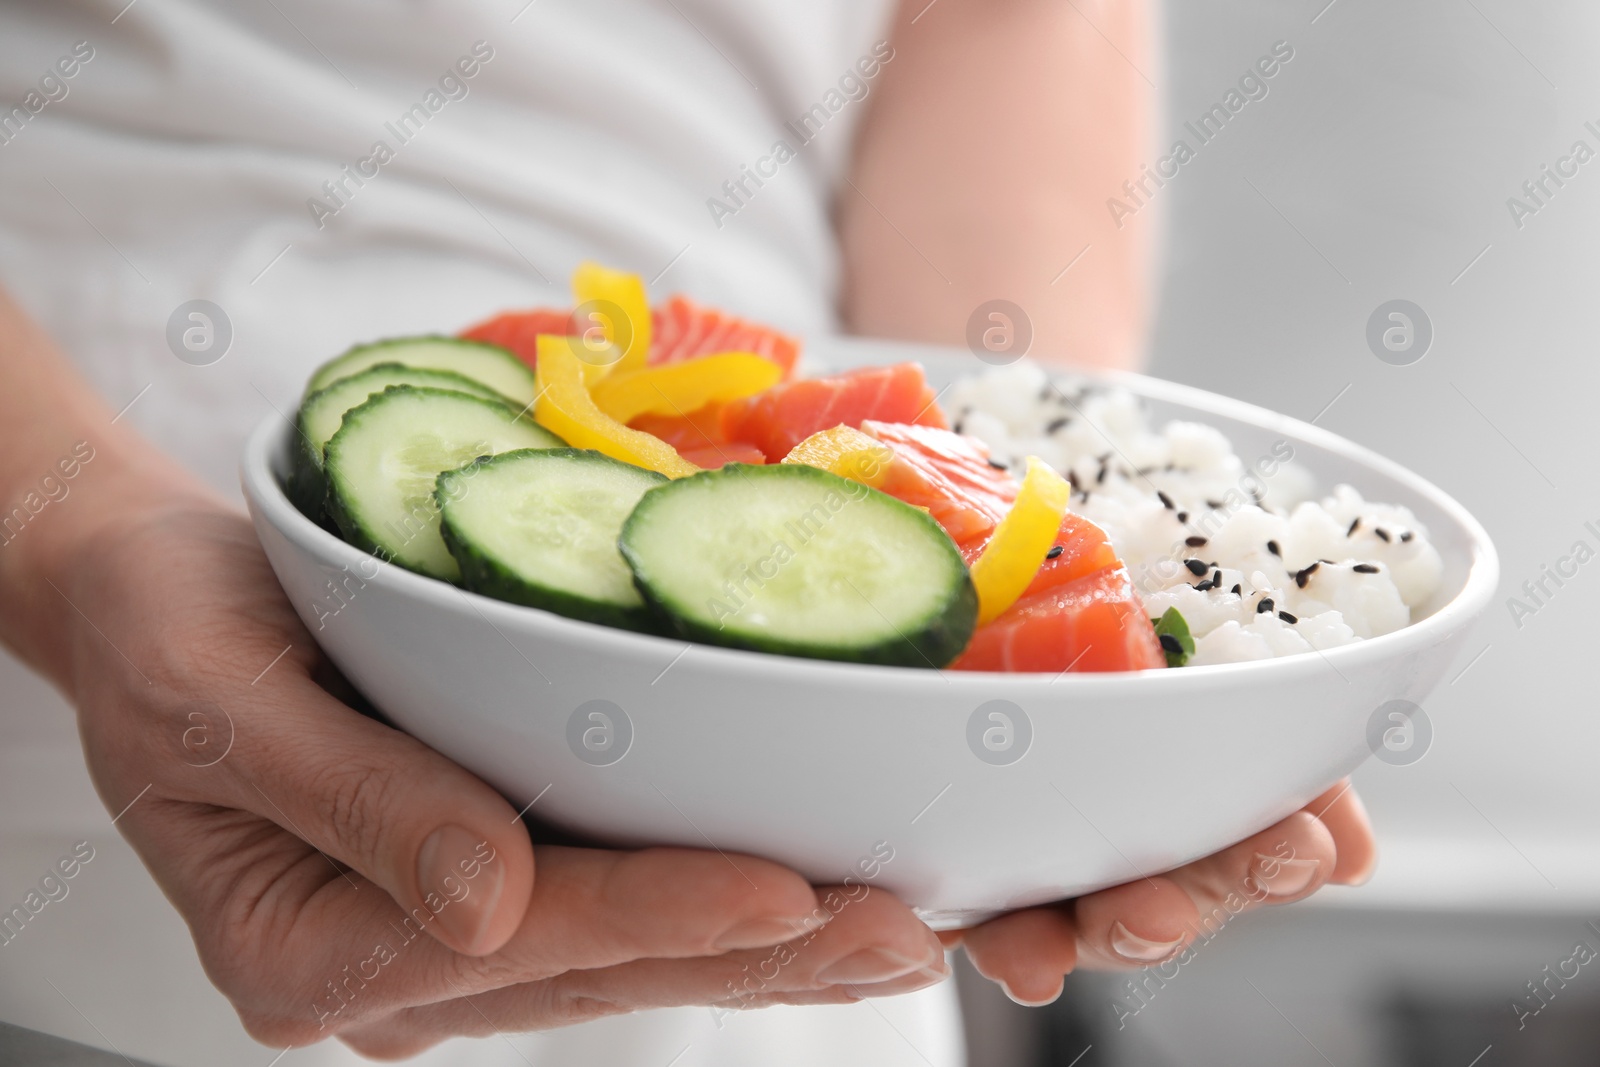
[241,302,1497,928]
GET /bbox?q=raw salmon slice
[952,565,1165,673]
[459,309,575,369]
[723,364,948,462]
[650,294,800,376]
[630,404,731,452]
[460,296,801,376]
[860,421,1016,545]
[959,512,1121,596]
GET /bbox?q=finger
[339,883,948,1057]
[124,810,855,1045]
[1303,780,1377,885]
[955,789,1367,997]
[731,964,944,1007]
[480,845,838,978]
[960,907,1079,1005]
[482,877,947,1013]
[1063,813,1333,974]
[1070,875,1200,970]
[171,664,537,958]
[1160,811,1337,929]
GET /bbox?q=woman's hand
[39,490,952,1058]
[949,781,1376,1005]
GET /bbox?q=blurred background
[955,0,1600,1063]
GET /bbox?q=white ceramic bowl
[241,340,1497,928]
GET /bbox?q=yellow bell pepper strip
[590,352,783,424]
[538,334,618,388]
[572,262,652,374]
[534,334,700,478]
[780,425,895,489]
[969,456,1072,625]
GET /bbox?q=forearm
[0,286,216,687]
[840,0,1155,370]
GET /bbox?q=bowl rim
[241,358,1499,692]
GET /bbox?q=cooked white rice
[947,361,1444,665]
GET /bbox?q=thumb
[196,668,536,956]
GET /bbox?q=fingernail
[1253,853,1320,897]
[844,957,952,998]
[1109,921,1185,963]
[417,825,503,954]
[1003,980,1063,1007]
[816,946,931,985]
[910,954,952,985]
[715,917,809,951]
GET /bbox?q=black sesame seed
[1067,470,1081,491]
[1375,528,1392,543]
[1159,634,1182,654]
[1185,536,1208,547]
[1212,569,1223,585]
[1278,611,1298,624]
[1231,584,1242,595]
[1045,545,1065,560]
[1206,499,1224,509]
[952,419,965,435]
[1176,510,1190,524]
[1346,517,1360,537]
[1184,559,1208,576]
[1096,466,1107,485]
[1257,598,1275,614]
[986,457,1008,471]
[1400,531,1414,543]
[1353,563,1380,574]
[1267,540,1282,557]
[1295,562,1321,588]
[1046,416,1070,434]
[1157,490,1175,510]
[1195,580,1216,592]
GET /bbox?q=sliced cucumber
[619,464,977,667]
[438,449,667,630]
[324,386,564,580]
[289,363,508,521]
[305,337,538,406]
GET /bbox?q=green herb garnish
[1153,607,1194,668]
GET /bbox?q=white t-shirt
[0,2,964,1064]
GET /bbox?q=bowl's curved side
[241,389,1493,925]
